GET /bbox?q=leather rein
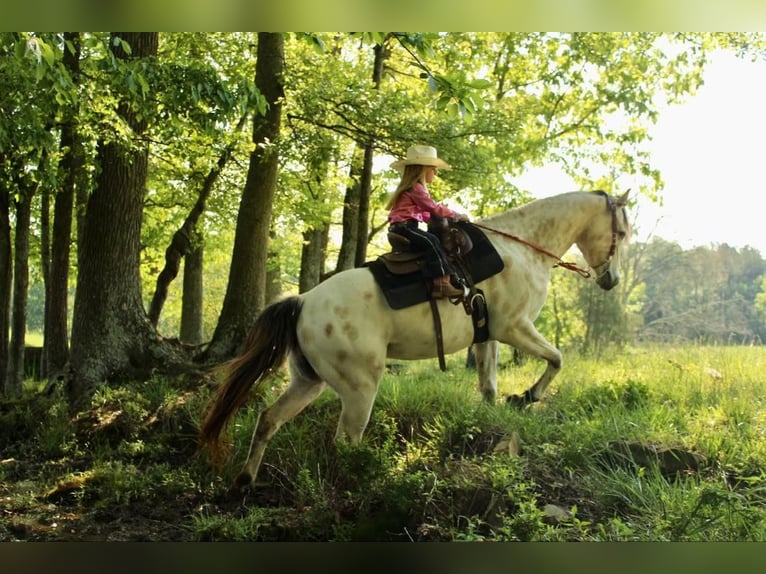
[473,194,622,280]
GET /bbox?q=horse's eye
[617,231,627,240]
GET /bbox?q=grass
[2,344,766,541]
[25,331,44,347]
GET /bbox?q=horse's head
[576,191,630,291]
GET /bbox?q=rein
[473,193,622,281]
[473,222,592,278]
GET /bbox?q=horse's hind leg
[334,379,380,444]
[473,340,499,403]
[235,355,326,490]
[328,357,386,444]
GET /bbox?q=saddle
[366,220,505,371]
[382,220,473,274]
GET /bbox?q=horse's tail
[199,296,303,468]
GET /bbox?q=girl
[386,145,469,299]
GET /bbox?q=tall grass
[4,344,766,541]
[194,344,766,540]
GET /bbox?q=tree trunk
[354,43,388,266]
[299,225,329,293]
[147,113,246,328]
[335,148,362,272]
[40,179,50,378]
[6,184,35,397]
[354,144,374,267]
[0,161,11,393]
[265,228,282,305]
[180,237,205,345]
[67,33,180,410]
[147,217,202,331]
[338,42,388,270]
[201,32,284,362]
[45,32,81,379]
[297,155,330,292]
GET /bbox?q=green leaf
[466,78,493,89]
[137,74,150,97]
[39,40,55,67]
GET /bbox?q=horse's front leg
[473,340,498,403]
[503,321,562,408]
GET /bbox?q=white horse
[200,190,630,489]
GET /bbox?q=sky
[513,49,766,256]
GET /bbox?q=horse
[199,189,630,489]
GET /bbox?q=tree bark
[299,225,329,293]
[265,228,282,305]
[45,32,81,379]
[354,144,374,267]
[0,159,11,393]
[6,179,35,397]
[201,32,285,362]
[180,237,205,345]
[335,148,362,272]
[67,32,183,410]
[40,177,50,378]
[297,155,331,292]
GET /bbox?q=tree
[296,138,334,293]
[44,32,82,379]
[201,32,285,362]
[1,33,67,394]
[633,239,766,343]
[6,158,40,396]
[138,33,260,339]
[350,38,389,269]
[59,33,259,404]
[535,269,587,350]
[67,33,186,409]
[179,236,205,345]
[146,112,247,329]
[279,33,754,289]
[0,173,10,390]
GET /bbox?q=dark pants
[389,221,452,279]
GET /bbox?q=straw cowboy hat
[390,144,452,171]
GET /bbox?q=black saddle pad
[366,222,505,309]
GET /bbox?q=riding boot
[431,277,463,299]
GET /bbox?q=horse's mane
[481,190,602,225]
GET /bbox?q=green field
[2,344,766,541]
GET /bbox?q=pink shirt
[388,183,457,224]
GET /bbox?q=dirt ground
[0,388,212,542]
[1,456,202,541]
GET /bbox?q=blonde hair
[385,164,430,210]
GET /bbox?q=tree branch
[147,112,248,327]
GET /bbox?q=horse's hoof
[230,471,253,494]
[506,394,528,408]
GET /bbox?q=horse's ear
[615,190,629,206]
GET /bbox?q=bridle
[588,193,625,279]
[473,192,625,281]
